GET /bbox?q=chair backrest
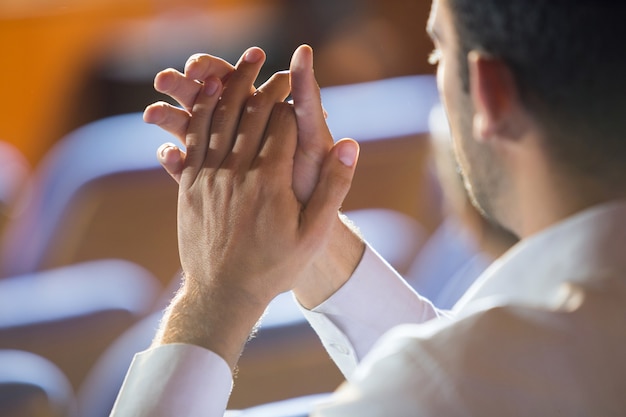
[0,349,76,417]
[76,311,161,417]
[321,75,441,232]
[0,259,160,391]
[0,114,181,286]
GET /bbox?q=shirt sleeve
[109,343,233,417]
[300,245,443,379]
[308,320,467,417]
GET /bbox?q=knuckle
[210,103,230,128]
[185,54,210,73]
[191,100,209,116]
[245,92,271,115]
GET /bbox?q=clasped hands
[145,45,364,367]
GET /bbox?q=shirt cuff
[300,245,440,378]
[110,343,233,417]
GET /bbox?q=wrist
[294,212,365,309]
[153,278,268,370]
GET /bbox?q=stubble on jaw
[448,92,507,227]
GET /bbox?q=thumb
[157,143,186,184]
[290,44,333,146]
[301,139,359,239]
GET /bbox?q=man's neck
[512,164,626,239]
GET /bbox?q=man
[111,0,626,415]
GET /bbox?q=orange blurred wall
[0,0,255,166]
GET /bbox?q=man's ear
[468,51,524,143]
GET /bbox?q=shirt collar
[453,200,626,314]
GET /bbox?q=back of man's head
[447,0,626,185]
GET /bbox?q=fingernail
[158,143,176,159]
[184,55,200,72]
[244,48,263,63]
[154,71,173,92]
[204,78,219,96]
[338,141,358,167]
[291,45,312,71]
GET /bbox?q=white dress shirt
[111,200,626,416]
[403,216,492,309]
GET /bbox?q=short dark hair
[447,0,626,183]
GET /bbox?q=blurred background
[0,0,434,166]
[0,1,454,416]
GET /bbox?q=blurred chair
[76,309,161,417]
[0,259,160,391]
[0,141,30,238]
[0,113,181,286]
[0,349,76,417]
